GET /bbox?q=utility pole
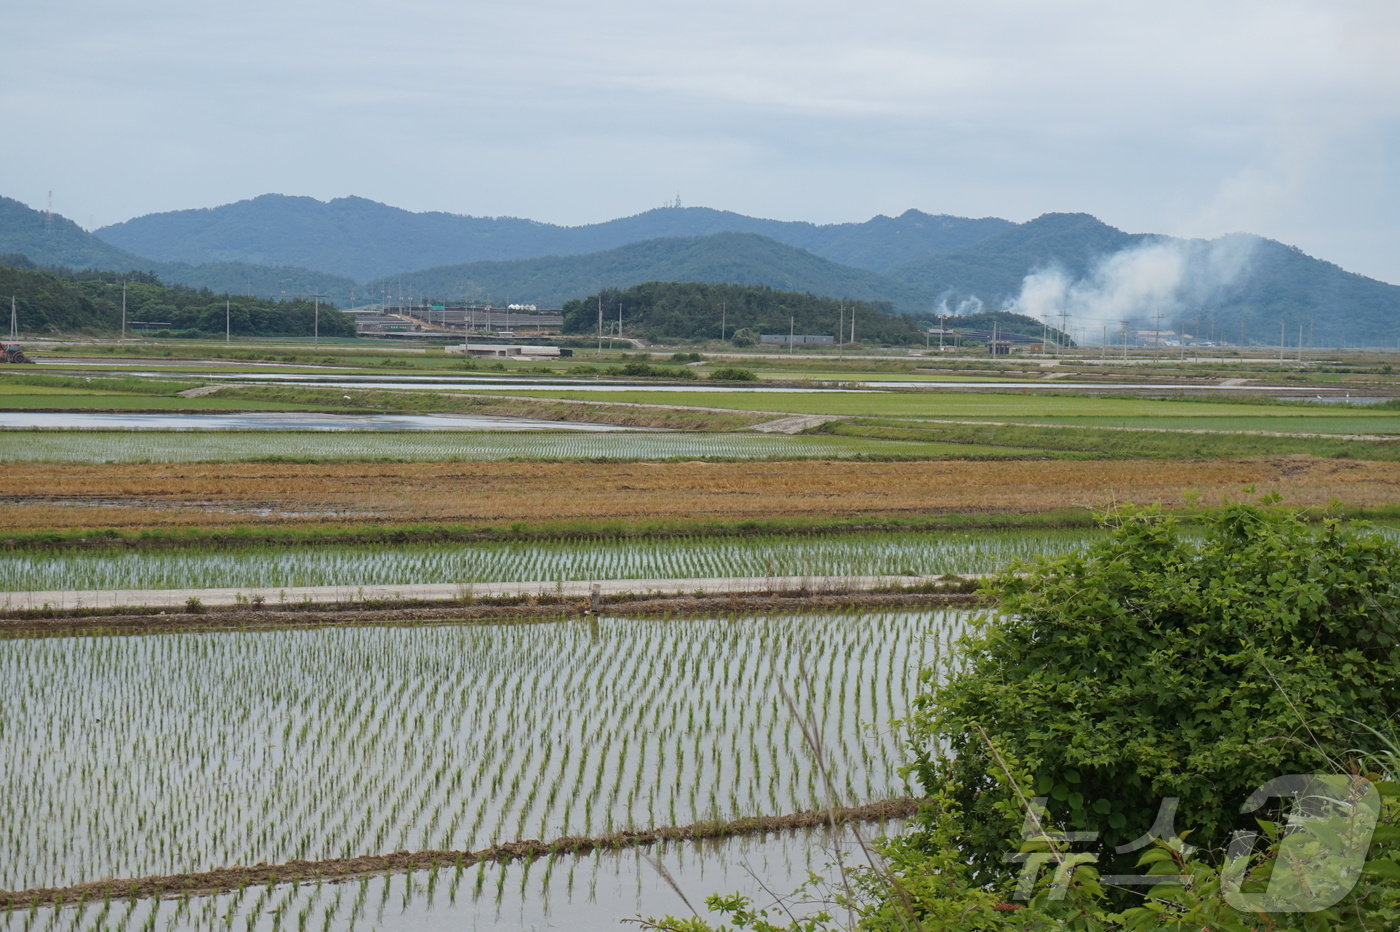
[310,291,325,346]
[939,314,947,352]
[789,314,794,354]
[618,302,623,345]
[121,282,127,341]
[596,295,603,356]
[225,298,231,344]
[1298,322,1304,363]
[1058,310,1070,356]
[1153,310,1162,357]
[8,296,15,341]
[1280,321,1286,363]
[720,300,726,342]
[1120,320,1129,360]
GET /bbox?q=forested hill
[887,213,1400,347]
[0,197,147,272]
[365,233,938,313]
[0,197,359,306]
[95,195,1014,281]
[890,213,1147,299]
[1206,238,1400,348]
[560,282,923,344]
[0,263,355,338]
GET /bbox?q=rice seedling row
[0,609,968,894]
[0,530,1099,593]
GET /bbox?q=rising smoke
[933,294,985,317]
[1009,235,1259,342]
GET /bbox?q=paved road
[0,574,972,613]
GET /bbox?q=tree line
[560,281,924,344]
[0,261,355,338]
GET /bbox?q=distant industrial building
[341,307,419,336]
[760,334,835,346]
[392,304,563,334]
[1136,329,1181,346]
[446,343,572,359]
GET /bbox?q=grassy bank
[829,418,1400,460]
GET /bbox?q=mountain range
[94,195,1016,282]
[2,194,1397,346]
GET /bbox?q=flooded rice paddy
[0,608,963,929]
[0,412,641,432]
[0,429,931,463]
[34,368,1352,395]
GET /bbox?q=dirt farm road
[0,574,975,613]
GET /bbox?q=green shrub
[708,367,758,382]
[909,502,1400,884]
[607,362,699,380]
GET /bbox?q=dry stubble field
[1,455,1395,531]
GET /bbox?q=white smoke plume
[934,293,985,317]
[1010,235,1259,342]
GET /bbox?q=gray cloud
[1,0,1396,281]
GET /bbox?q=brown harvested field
[1,455,1396,531]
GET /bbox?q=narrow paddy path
[0,798,920,909]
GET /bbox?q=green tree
[559,282,920,344]
[910,502,1400,883]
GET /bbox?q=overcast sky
[4,0,1398,283]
